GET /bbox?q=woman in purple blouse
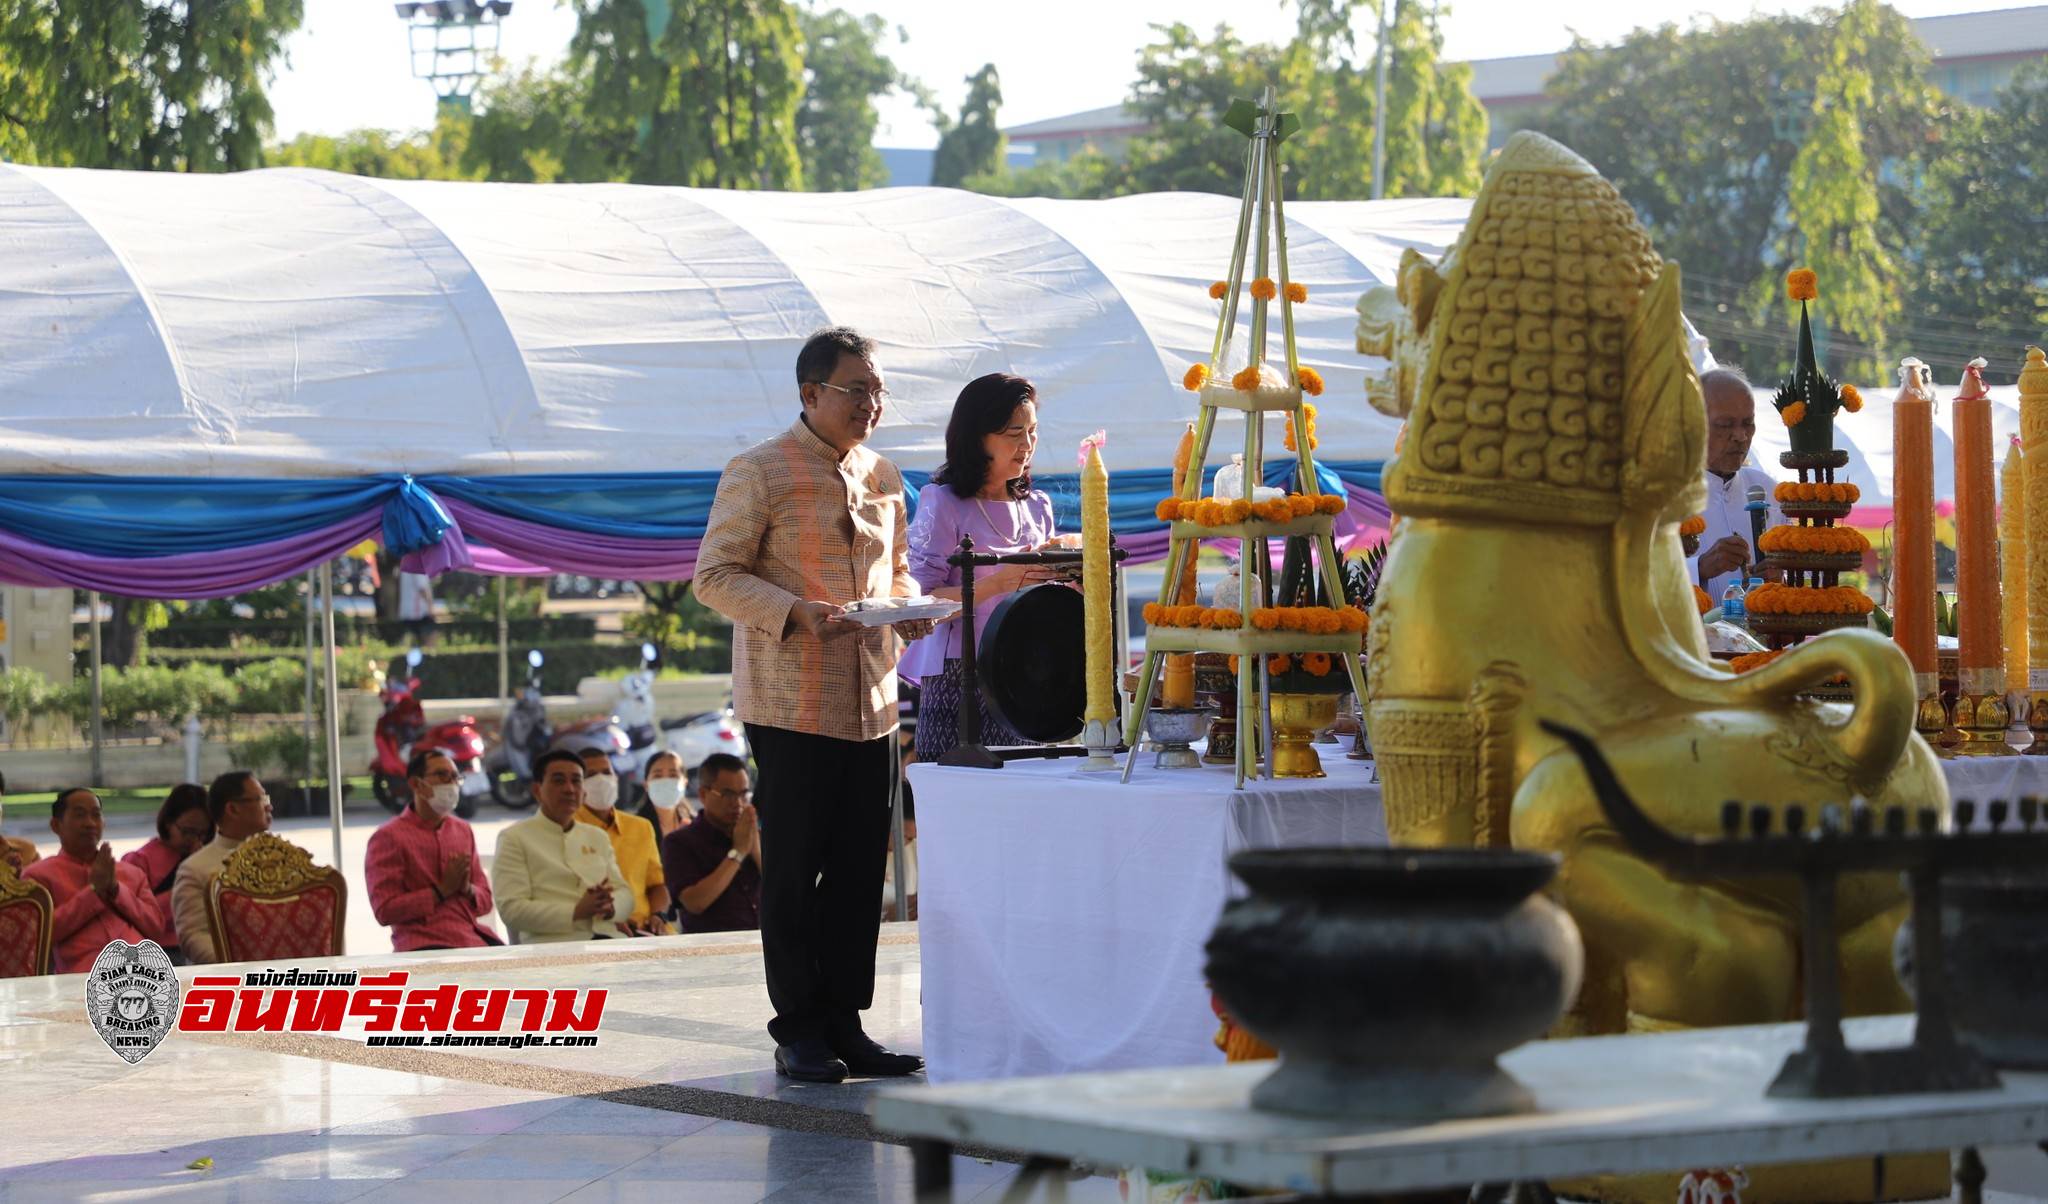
[904,373,1070,760]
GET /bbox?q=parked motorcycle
[483,649,550,809]
[371,648,489,818]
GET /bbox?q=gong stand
[1544,719,2048,1100]
[936,534,1128,769]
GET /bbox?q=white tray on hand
[838,596,962,626]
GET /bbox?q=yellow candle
[1163,424,1198,708]
[2003,439,2029,699]
[1892,361,1936,681]
[2023,347,2048,697]
[1082,439,1114,725]
[1955,359,2003,692]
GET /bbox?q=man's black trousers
[744,722,894,1046]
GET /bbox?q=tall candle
[1954,358,2003,696]
[1081,437,1115,727]
[2003,439,2029,700]
[2022,347,2048,700]
[1892,359,1937,685]
[1163,423,1198,708]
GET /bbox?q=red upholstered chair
[205,833,347,962]
[0,864,54,978]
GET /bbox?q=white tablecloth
[914,749,2045,1085]
[1942,752,2048,825]
[913,751,1384,1084]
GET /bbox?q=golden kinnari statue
[1360,132,1948,1203]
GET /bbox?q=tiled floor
[4,927,2042,1202]
[0,929,1129,1203]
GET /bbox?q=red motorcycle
[372,649,490,818]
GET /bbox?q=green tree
[1911,62,2048,374]
[269,112,480,181]
[797,7,901,191]
[1120,24,1285,196]
[1376,0,1486,197]
[963,149,1124,198]
[1535,3,1948,377]
[0,0,304,170]
[570,0,805,188]
[465,60,630,183]
[931,64,1004,188]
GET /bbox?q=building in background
[877,146,1038,188]
[1469,5,2048,149]
[1001,6,2048,164]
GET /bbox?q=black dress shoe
[827,1030,924,1077]
[774,1040,848,1083]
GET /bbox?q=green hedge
[144,615,598,650]
[382,638,733,698]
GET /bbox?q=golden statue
[1364,132,1948,1201]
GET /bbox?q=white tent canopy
[0,164,1469,479]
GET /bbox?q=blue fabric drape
[0,459,1387,561]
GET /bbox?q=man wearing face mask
[575,749,670,936]
[365,750,502,951]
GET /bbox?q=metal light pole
[321,562,345,871]
[1371,0,1393,200]
[496,575,510,704]
[304,570,318,812]
[87,590,104,786]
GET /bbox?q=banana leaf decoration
[1774,268,1846,455]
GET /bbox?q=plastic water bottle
[1721,579,1748,628]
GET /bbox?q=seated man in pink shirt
[23,788,165,972]
[365,749,502,951]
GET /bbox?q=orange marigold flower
[1781,401,1808,427]
[1208,281,1229,300]
[1840,383,1862,413]
[1250,277,1278,301]
[1143,603,1165,625]
[1679,515,1707,537]
[1285,281,1308,304]
[1787,268,1818,302]
[1302,652,1332,676]
[1321,495,1345,515]
[1213,608,1242,629]
[1183,363,1210,392]
[1231,365,1262,393]
[1693,585,1713,614]
[1297,366,1325,397]
[1287,495,1315,518]
[1227,499,1253,523]
[1269,653,1293,675]
[1155,498,1181,521]
[1252,608,1282,631]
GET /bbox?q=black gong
[977,583,1085,744]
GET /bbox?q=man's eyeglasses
[813,381,891,407]
[705,787,754,803]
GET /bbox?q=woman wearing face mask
[121,784,210,956]
[364,749,504,950]
[904,373,1073,762]
[636,750,693,837]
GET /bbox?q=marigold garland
[1183,363,1210,392]
[1743,583,1875,616]
[1284,402,1319,452]
[1229,646,1363,676]
[1694,584,1713,614]
[1757,525,1871,555]
[1679,515,1707,537]
[1250,277,1277,301]
[1285,282,1308,304]
[1780,401,1808,427]
[1160,494,1344,527]
[1149,604,1365,634]
[1726,647,1848,684]
[1301,651,1332,676]
[1208,281,1229,300]
[1231,365,1263,393]
[1296,367,1325,397]
[1269,653,1293,674]
[1774,482,1860,504]
[1787,268,1818,302]
[1839,383,1863,413]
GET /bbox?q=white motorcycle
[616,642,749,800]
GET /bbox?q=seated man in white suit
[492,749,632,943]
